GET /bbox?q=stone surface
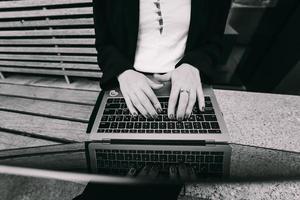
[214,89,300,152]
[0,174,85,200]
[186,181,300,200]
[187,89,300,200]
[229,144,300,179]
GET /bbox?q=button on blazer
[93,0,231,90]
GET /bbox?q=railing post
[0,72,5,79]
[62,65,71,84]
[57,52,71,84]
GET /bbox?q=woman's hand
[154,64,205,121]
[118,69,163,118]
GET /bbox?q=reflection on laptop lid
[87,142,232,181]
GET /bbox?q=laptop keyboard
[98,97,221,134]
[96,149,224,177]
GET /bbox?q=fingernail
[133,112,138,117]
[146,114,151,118]
[178,117,183,122]
[201,106,205,111]
[170,166,176,173]
[169,114,173,119]
[128,168,136,176]
[157,107,162,114]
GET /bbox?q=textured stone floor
[186,181,300,200]
[1,174,299,200]
[0,174,85,200]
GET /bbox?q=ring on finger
[180,88,190,95]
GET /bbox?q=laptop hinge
[205,140,216,146]
[109,139,207,146]
[206,143,216,146]
[102,138,111,144]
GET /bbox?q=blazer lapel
[124,0,140,61]
[186,0,208,50]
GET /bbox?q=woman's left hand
[154,64,205,121]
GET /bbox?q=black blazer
[93,0,231,90]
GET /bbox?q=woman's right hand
[117,70,163,118]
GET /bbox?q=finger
[185,89,196,118]
[142,85,162,113]
[178,164,190,181]
[130,93,149,118]
[188,166,197,181]
[148,165,160,179]
[123,93,138,116]
[136,91,158,118]
[169,165,178,180]
[196,87,205,112]
[126,168,137,177]
[153,73,171,82]
[146,77,164,90]
[168,85,180,119]
[138,165,152,178]
[176,91,189,121]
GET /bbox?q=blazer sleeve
[175,0,232,82]
[93,0,133,90]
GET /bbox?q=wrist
[117,69,135,81]
[179,63,199,73]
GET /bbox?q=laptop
[87,79,230,143]
[86,77,231,179]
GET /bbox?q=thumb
[153,73,171,82]
[146,78,164,90]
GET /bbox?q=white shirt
[133,0,191,73]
